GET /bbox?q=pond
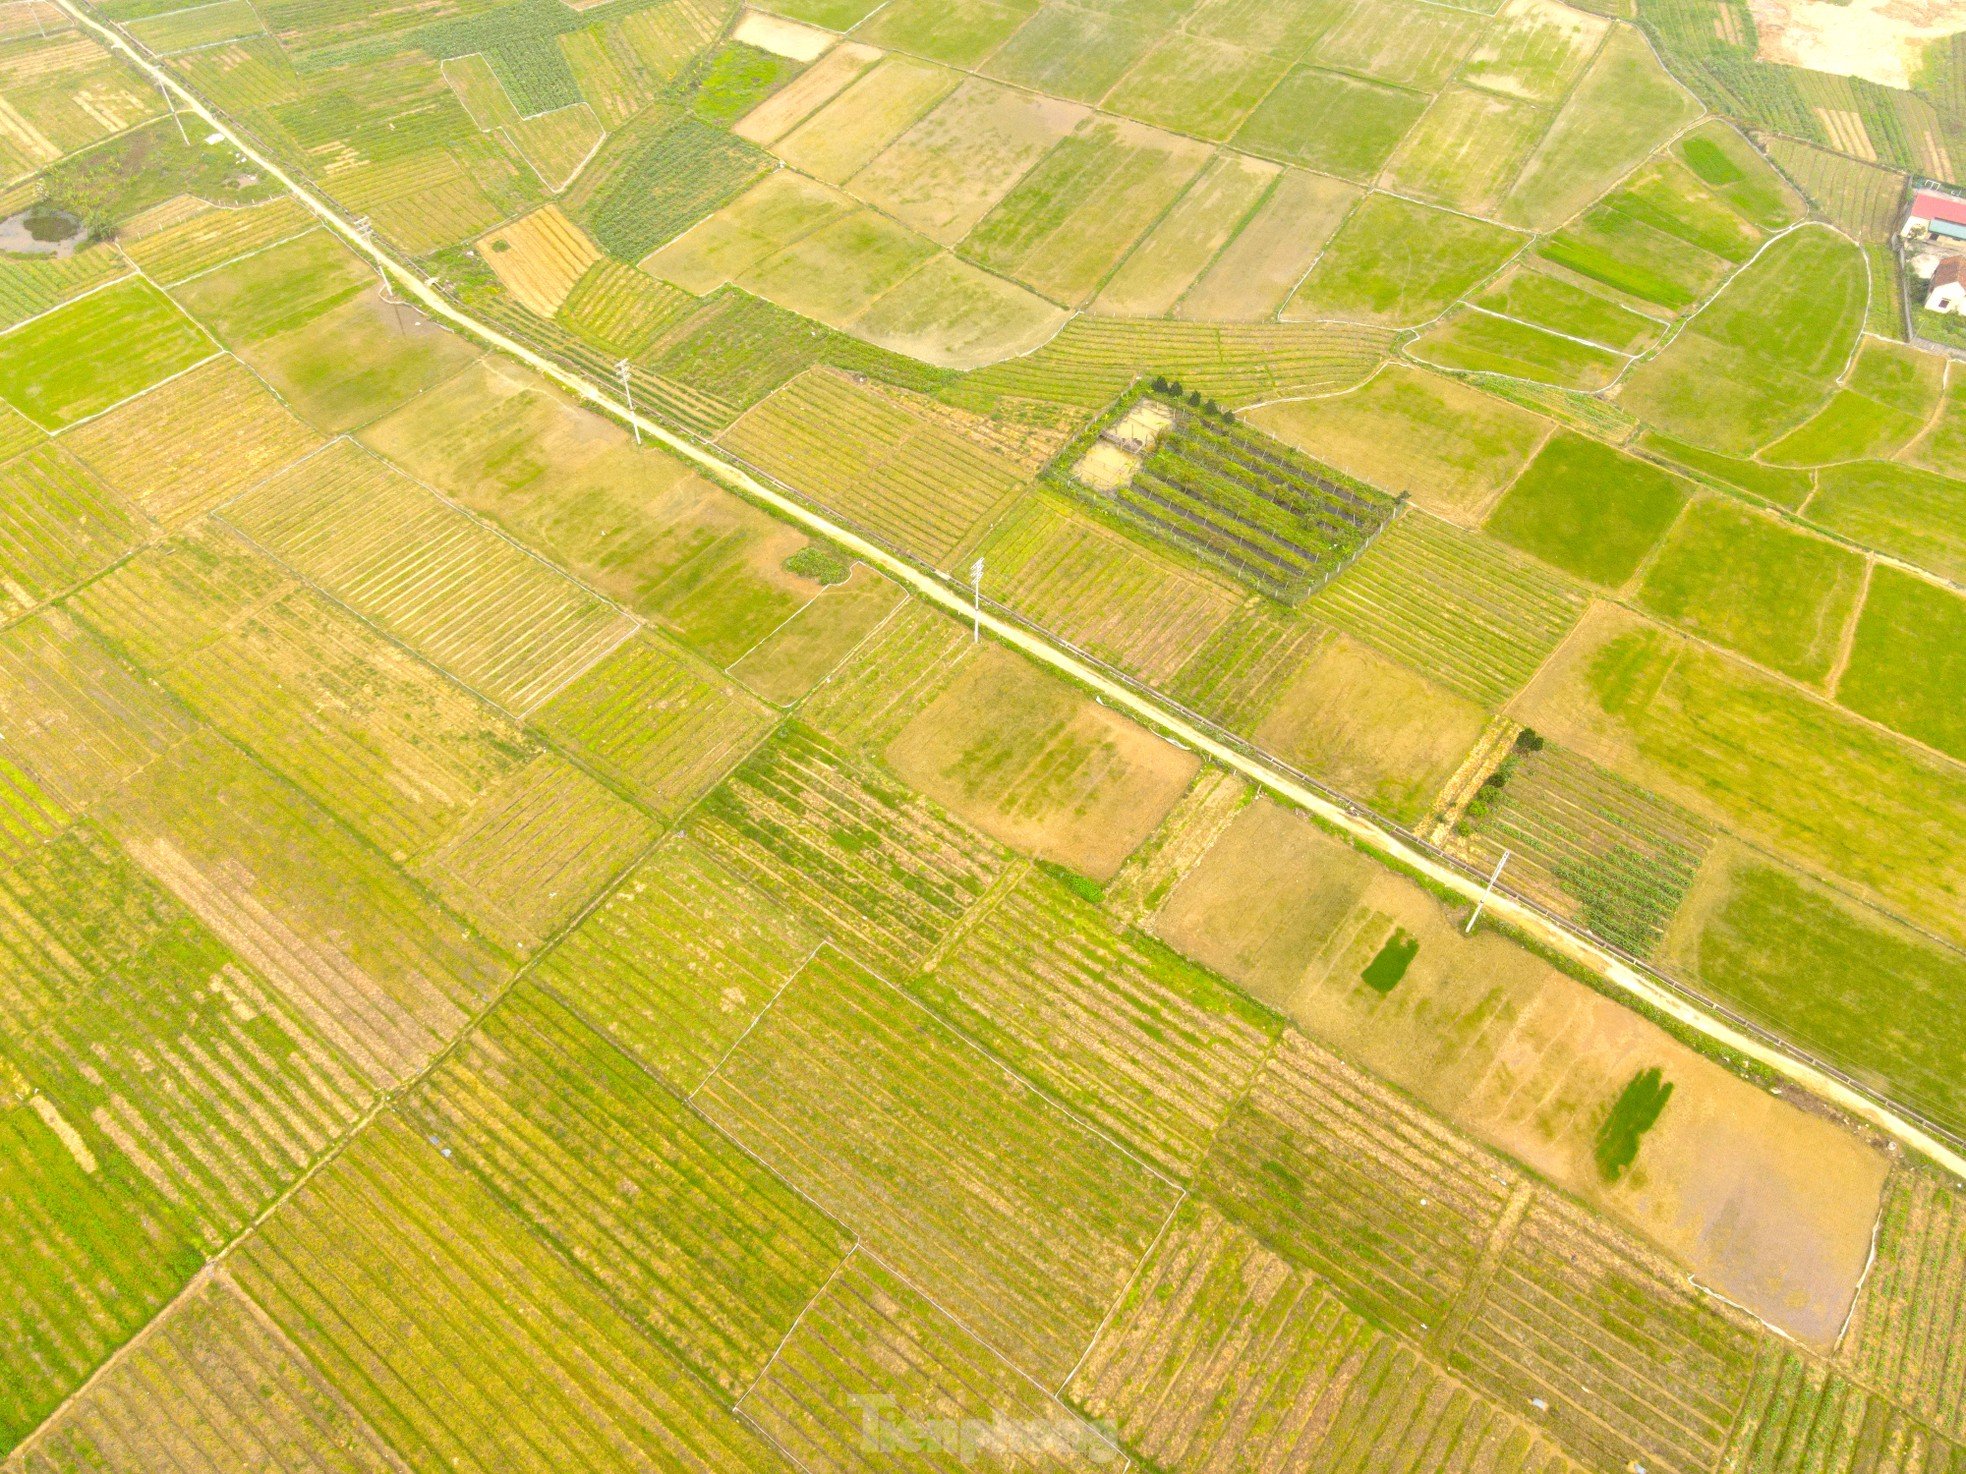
[0,205,84,258]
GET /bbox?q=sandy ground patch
[734,9,837,60]
[1752,0,1966,88]
[1154,797,1888,1346]
[885,643,1199,880]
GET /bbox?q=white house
[1928,257,1966,313]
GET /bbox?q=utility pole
[1465,848,1510,935]
[618,359,639,445]
[159,76,188,144]
[970,558,983,643]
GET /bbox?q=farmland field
[6,2,1966,1467]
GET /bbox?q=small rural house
[1928,257,1966,313]
[1903,188,1966,242]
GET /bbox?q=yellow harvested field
[886,644,1200,881]
[478,204,603,317]
[736,41,882,145]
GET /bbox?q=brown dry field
[1153,798,1887,1346]
[884,643,1199,881]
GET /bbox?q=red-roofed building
[1904,189,1966,241]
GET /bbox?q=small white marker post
[970,557,983,643]
[617,359,640,445]
[1465,847,1510,935]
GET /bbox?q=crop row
[577,115,767,260]
[1844,1169,1966,1442]
[920,869,1280,1178]
[0,245,124,331]
[122,196,311,286]
[1198,1031,1520,1340]
[1455,742,1715,957]
[1308,512,1587,707]
[400,981,847,1396]
[0,444,147,616]
[226,439,635,713]
[1168,600,1328,733]
[798,598,971,753]
[981,495,1239,684]
[1727,1347,1962,1472]
[64,355,324,529]
[555,255,694,358]
[696,944,1180,1386]
[1447,1192,1760,1474]
[686,723,1007,976]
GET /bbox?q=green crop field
[1485,429,1690,585]
[8,4,1966,1469]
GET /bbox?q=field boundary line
[153,219,321,289]
[1055,1185,1187,1399]
[66,0,1966,1187]
[0,263,140,340]
[732,1242,858,1409]
[688,939,826,1102]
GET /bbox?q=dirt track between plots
[60,0,1966,1188]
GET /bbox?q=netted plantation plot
[919,871,1280,1177]
[533,835,819,1093]
[401,982,849,1396]
[7,1273,406,1474]
[1454,740,1715,956]
[1446,1192,1760,1474]
[61,356,324,528]
[1056,388,1400,603]
[226,440,636,713]
[687,723,1006,974]
[697,946,1180,1386]
[1197,1031,1520,1339]
[534,630,771,817]
[720,366,1025,566]
[979,494,1240,684]
[741,1250,1119,1471]
[234,1113,787,1474]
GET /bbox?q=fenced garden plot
[917,870,1281,1178]
[696,945,1181,1387]
[233,1112,786,1474]
[1446,1191,1760,1474]
[64,358,322,530]
[401,982,849,1396]
[1307,512,1586,706]
[1842,1168,1966,1442]
[534,631,773,817]
[686,723,1007,976]
[1453,741,1713,956]
[1052,387,1400,604]
[226,440,636,713]
[741,1251,1117,1471]
[1197,1031,1520,1340]
[533,835,819,1094]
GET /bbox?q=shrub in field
[1595,1066,1674,1181]
[784,542,851,585]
